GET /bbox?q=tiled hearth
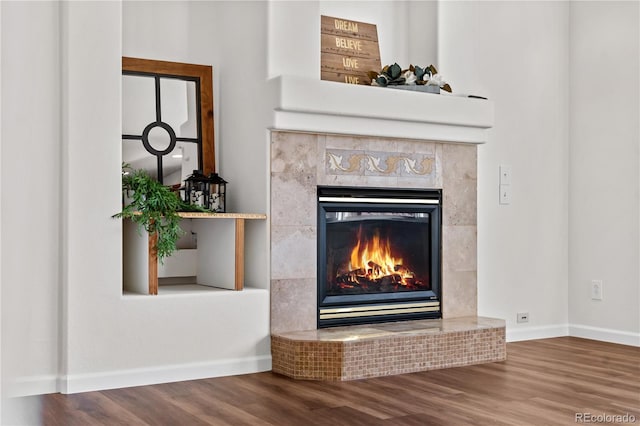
[269,130,505,380]
[272,317,506,380]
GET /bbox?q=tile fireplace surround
[269,130,506,380]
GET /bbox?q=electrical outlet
[517,312,529,323]
[591,280,603,300]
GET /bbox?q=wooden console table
[146,212,267,295]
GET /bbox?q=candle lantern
[183,170,209,208]
[207,173,227,213]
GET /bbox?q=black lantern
[207,173,227,213]
[183,170,227,212]
[183,170,209,208]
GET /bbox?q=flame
[348,226,413,283]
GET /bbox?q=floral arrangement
[368,63,452,92]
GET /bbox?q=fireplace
[317,187,442,327]
[268,81,502,380]
[269,131,482,334]
[269,132,505,381]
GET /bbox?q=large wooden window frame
[122,57,215,176]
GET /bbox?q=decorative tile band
[326,150,434,177]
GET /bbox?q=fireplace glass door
[318,187,441,327]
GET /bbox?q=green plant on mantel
[368,63,452,92]
[113,164,208,263]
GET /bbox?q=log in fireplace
[317,187,442,327]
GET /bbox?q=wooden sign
[321,15,381,85]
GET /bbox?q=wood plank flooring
[42,337,639,425]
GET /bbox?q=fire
[331,224,427,293]
[348,226,414,284]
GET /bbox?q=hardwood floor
[42,337,639,425]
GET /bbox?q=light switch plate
[499,185,512,205]
[500,165,512,185]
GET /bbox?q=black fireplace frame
[317,186,442,328]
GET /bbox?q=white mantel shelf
[268,75,494,144]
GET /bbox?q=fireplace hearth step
[271,316,506,381]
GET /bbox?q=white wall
[268,0,438,78]
[1,0,61,403]
[439,1,571,340]
[53,1,271,393]
[407,1,438,67]
[568,1,640,345]
[186,1,271,287]
[1,1,3,416]
[1,0,274,396]
[268,1,320,79]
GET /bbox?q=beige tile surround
[270,131,479,334]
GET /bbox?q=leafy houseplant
[114,165,203,263]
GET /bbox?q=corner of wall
[567,1,640,336]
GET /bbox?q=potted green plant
[114,164,203,263]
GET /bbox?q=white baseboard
[506,324,569,342]
[569,324,640,347]
[506,323,640,347]
[8,375,59,397]
[59,355,272,394]
[12,325,639,396]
